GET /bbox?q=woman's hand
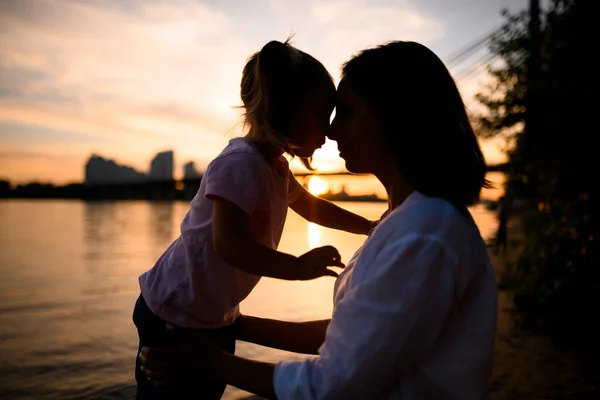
[141,332,278,399]
[139,329,224,387]
[139,346,184,387]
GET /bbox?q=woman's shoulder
[365,191,484,259]
[383,192,470,235]
[352,191,487,281]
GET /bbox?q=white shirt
[274,191,497,399]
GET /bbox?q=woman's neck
[375,163,413,212]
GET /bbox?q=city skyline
[0,0,526,184]
[84,150,179,185]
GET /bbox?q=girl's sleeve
[204,152,269,215]
[287,171,305,204]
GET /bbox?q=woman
[140,41,498,399]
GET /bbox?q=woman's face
[328,77,388,174]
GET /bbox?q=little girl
[133,40,375,399]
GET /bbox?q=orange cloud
[1,0,504,184]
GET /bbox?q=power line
[455,53,500,81]
[443,23,503,64]
[443,24,504,67]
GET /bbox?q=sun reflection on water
[308,222,322,249]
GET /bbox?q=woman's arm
[271,234,463,399]
[141,316,329,399]
[289,181,374,235]
[215,352,278,399]
[235,315,330,355]
[142,235,460,399]
[140,317,329,399]
[141,342,279,399]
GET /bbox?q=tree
[477,0,598,351]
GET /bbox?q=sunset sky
[0,0,527,184]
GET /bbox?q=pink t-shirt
[139,138,304,329]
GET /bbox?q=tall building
[149,150,174,182]
[183,161,200,180]
[84,154,147,185]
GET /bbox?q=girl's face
[288,87,335,158]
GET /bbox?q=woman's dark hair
[342,41,490,206]
[241,38,335,169]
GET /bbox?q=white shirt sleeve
[273,233,459,399]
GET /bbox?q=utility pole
[523,0,541,200]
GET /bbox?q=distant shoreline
[0,179,501,206]
[0,179,389,203]
[0,197,389,204]
[0,180,195,201]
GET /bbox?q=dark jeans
[132,294,236,399]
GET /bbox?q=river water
[0,188,500,399]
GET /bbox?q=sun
[308,176,329,196]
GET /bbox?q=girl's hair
[342,41,491,207]
[240,38,335,169]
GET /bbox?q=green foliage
[507,195,595,347]
[476,9,529,140]
[478,0,598,350]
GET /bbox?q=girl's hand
[293,246,345,280]
[367,220,379,235]
[367,209,390,235]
